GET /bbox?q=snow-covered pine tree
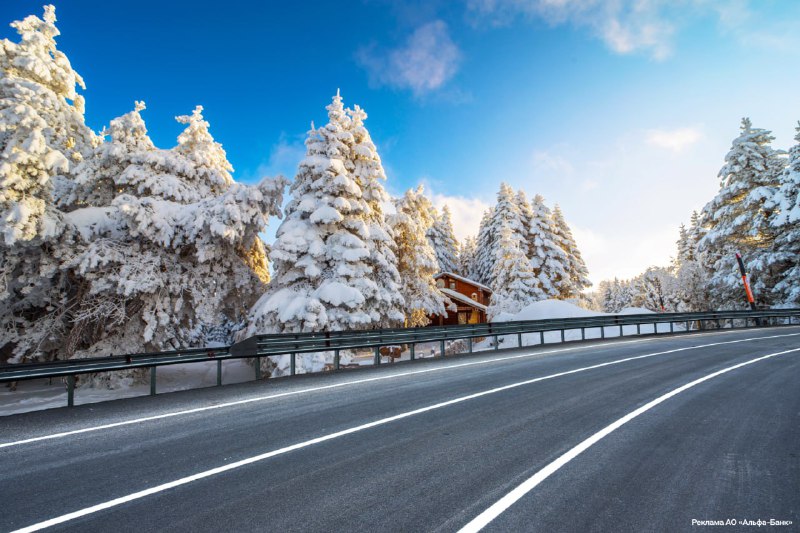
[699,118,785,308]
[389,186,448,326]
[672,209,710,311]
[769,122,800,306]
[481,183,526,291]
[348,104,405,326]
[632,267,678,312]
[514,190,535,258]
[60,103,285,374]
[551,204,591,299]
[246,92,403,343]
[0,5,96,363]
[427,204,459,273]
[528,194,568,299]
[458,236,477,278]
[602,278,635,313]
[472,208,495,285]
[488,221,542,319]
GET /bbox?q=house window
[436,279,444,288]
[458,312,469,324]
[471,292,478,301]
[450,281,456,289]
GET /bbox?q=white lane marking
[11,343,800,533]
[458,346,800,533]
[2,330,798,450]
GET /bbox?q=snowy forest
[1,7,799,380]
[596,117,800,315]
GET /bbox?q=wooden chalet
[428,272,492,326]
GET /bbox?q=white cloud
[428,191,492,242]
[357,20,462,97]
[531,148,575,177]
[467,0,677,59]
[645,127,703,152]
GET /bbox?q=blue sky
[3,0,799,285]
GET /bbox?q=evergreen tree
[482,183,525,291]
[427,204,459,273]
[488,222,543,319]
[389,186,448,326]
[0,5,95,362]
[769,122,800,305]
[246,92,404,339]
[62,104,285,373]
[458,236,477,278]
[348,104,405,326]
[529,194,568,298]
[699,118,785,307]
[551,204,591,298]
[472,207,495,285]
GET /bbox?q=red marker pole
[735,252,757,311]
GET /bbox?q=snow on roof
[435,271,493,293]
[439,287,488,312]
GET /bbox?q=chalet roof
[435,272,493,293]
[439,287,488,312]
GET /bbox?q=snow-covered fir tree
[389,186,448,326]
[513,190,535,258]
[458,236,477,278]
[488,222,543,319]
[348,104,405,326]
[699,118,786,308]
[471,208,495,285]
[769,122,800,306]
[0,5,96,363]
[427,204,459,273]
[551,204,591,299]
[632,267,678,312]
[59,103,285,374]
[481,183,526,291]
[246,92,404,344]
[528,194,568,298]
[599,278,635,313]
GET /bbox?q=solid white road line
[2,330,798,450]
[457,346,800,533]
[11,342,800,532]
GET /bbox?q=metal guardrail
[2,309,799,407]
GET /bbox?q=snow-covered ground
[1,299,681,416]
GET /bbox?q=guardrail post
[255,357,261,380]
[619,325,623,337]
[150,366,156,396]
[374,346,381,365]
[669,321,674,333]
[493,335,499,350]
[290,353,296,376]
[517,332,523,348]
[217,359,222,386]
[539,331,545,345]
[581,327,585,341]
[67,375,75,407]
[334,349,340,370]
[653,322,658,335]
[686,320,690,332]
[410,343,416,360]
[560,329,565,343]
[467,337,472,353]
[600,326,605,339]
[636,323,641,335]
[441,339,446,357]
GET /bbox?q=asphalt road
[1,327,799,533]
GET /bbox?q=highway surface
[2,327,799,532]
